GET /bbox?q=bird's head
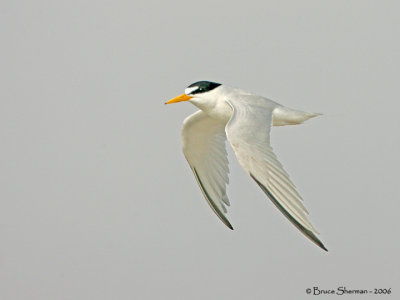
[165,81,222,107]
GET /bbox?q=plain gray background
[1,1,399,299]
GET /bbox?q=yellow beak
[165,94,192,104]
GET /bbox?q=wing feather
[182,111,232,229]
[225,99,327,251]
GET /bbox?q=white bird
[166,81,327,251]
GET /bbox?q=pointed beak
[165,94,192,104]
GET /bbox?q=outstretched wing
[182,110,232,229]
[225,98,327,251]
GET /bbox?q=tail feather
[272,106,322,126]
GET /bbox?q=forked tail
[272,106,322,126]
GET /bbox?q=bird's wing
[225,98,327,250]
[182,110,232,229]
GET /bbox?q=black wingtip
[250,173,328,252]
[192,167,234,231]
[305,228,328,252]
[310,232,328,252]
[221,216,234,230]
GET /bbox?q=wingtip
[310,233,328,252]
[221,218,234,231]
[249,173,328,252]
[223,218,234,230]
[320,243,328,252]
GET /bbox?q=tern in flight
[166,81,327,251]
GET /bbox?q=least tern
[166,81,327,251]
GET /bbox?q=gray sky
[1,1,399,299]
